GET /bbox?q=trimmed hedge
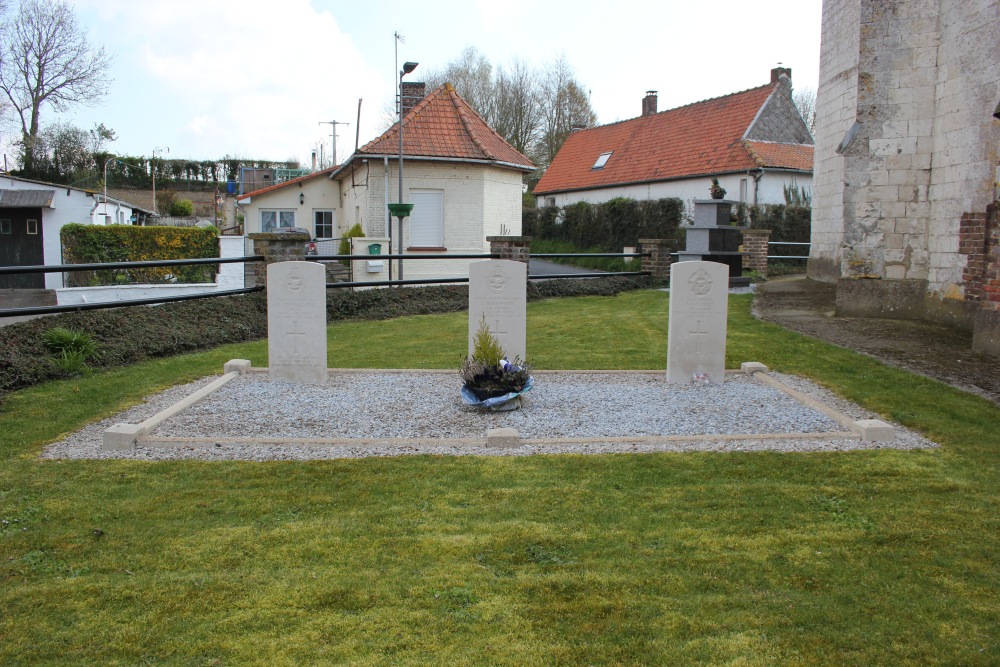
[523,197,683,250]
[0,276,649,400]
[61,224,219,286]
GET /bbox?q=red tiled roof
[356,83,535,170]
[534,83,810,195]
[239,166,338,199]
[744,140,814,171]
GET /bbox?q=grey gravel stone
[41,370,936,461]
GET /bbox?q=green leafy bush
[459,315,532,397]
[523,197,683,251]
[60,223,219,286]
[170,198,194,216]
[43,327,100,376]
[338,223,366,265]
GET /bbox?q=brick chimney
[642,90,658,116]
[771,67,792,84]
[401,82,426,115]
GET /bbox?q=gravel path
[42,370,936,461]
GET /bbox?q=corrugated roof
[0,189,55,208]
[356,83,535,170]
[534,83,811,195]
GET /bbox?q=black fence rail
[0,250,652,318]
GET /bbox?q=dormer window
[592,151,612,170]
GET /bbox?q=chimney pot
[642,90,658,116]
[770,67,792,84]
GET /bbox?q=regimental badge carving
[286,266,303,293]
[488,264,508,293]
[688,269,713,296]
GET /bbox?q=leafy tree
[536,56,597,169]
[170,198,194,217]
[20,120,116,184]
[0,0,113,172]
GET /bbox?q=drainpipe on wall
[751,169,764,205]
[384,157,390,237]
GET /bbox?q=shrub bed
[1,276,648,399]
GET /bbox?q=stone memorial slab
[469,260,526,361]
[667,261,729,384]
[267,261,328,385]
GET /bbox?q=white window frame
[314,210,336,239]
[261,209,296,232]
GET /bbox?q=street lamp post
[395,61,418,282]
[152,146,169,214]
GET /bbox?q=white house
[238,82,535,282]
[533,68,814,210]
[0,174,148,290]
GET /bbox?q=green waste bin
[368,243,382,255]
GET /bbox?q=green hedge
[523,197,683,250]
[60,224,219,286]
[0,276,648,400]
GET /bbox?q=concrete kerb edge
[102,361,248,451]
[106,361,897,452]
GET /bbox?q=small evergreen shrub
[459,316,532,398]
[339,223,366,265]
[170,198,194,216]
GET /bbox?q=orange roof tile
[356,83,535,170]
[743,140,814,171]
[534,83,810,195]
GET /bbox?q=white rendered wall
[239,176,342,236]
[539,172,811,212]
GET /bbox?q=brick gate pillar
[638,238,675,284]
[741,229,771,276]
[488,236,531,264]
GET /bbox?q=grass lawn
[1,290,998,666]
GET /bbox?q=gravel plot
[42,370,937,461]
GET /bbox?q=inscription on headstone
[666,261,729,384]
[267,261,327,385]
[468,260,527,361]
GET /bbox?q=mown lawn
[1,290,997,666]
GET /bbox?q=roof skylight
[592,151,612,169]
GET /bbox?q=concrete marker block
[854,419,896,442]
[741,362,769,375]
[486,428,520,449]
[224,359,252,374]
[103,423,144,451]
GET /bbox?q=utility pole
[318,120,350,167]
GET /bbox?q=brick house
[532,68,814,210]
[809,0,1000,355]
[239,82,535,282]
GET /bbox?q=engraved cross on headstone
[689,319,709,357]
[286,320,306,356]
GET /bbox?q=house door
[0,208,44,288]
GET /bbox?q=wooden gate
[0,207,44,288]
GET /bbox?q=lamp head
[401,61,418,76]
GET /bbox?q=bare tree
[0,0,113,172]
[492,59,542,155]
[792,86,816,135]
[425,49,596,169]
[536,55,597,168]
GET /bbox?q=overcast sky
[15,0,822,166]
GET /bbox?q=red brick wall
[983,203,1000,312]
[962,204,999,308]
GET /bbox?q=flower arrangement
[460,316,533,409]
[709,177,727,199]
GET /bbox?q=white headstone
[468,260,527,362]
[267,261,328,385]
[667,261,729,384]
